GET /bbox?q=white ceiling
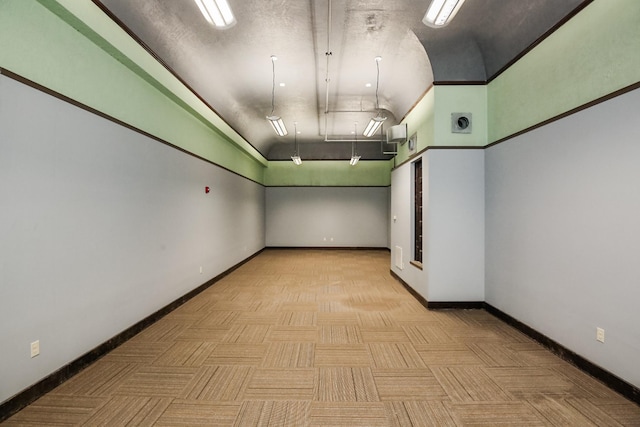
[94,0,588,160]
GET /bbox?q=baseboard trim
[389,270,483,310]
[0,249,264,422]
[388,270,640,406]
[390,270,429,310]
[427,301,485,310]
[266,246,390,251]
[484,303,640,406]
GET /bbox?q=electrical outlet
[30,340,40,358]
[199,266,203,274]
[596,327,605,343]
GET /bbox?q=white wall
[390,149,484,302]
[390,160,427,295]
[0,75,265,403]
[485,87,640,388]
[265,187,389,247]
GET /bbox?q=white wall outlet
[199,266,203,274]
[30,340,40,358]
[596,327,605,343]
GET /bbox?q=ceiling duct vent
[387,124,407,143]
[451,113,472,134]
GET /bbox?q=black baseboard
[390,270,483,310]
[0,249,264,422]
[266,246,390,251]
[390,270,429,310]
[485,303,640,406]
[427,301,485,309]
[389,269,640,406]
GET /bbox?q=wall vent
[451,112,472,134]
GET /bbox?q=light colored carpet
[4,249,639,426]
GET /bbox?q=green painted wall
[0,0,266,183]
[434,85,488,147]
[394,88,435,165]
[6,1,636,186]
[393,84,487,167]
[488,0,640,143]
[264,161,391,187]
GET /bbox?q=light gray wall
[0,75,265,403]
[265,186,389,247]
[426,150,485,302]
[390,149,484,302]
[486,87,640,388]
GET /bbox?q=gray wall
[390,149,484,302]
[486,87,640,388]
[0,75,265,403]
[426,150,484,302]
[265,187,389,247]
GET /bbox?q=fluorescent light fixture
[267,116,288,136]
[267,55,287,136]
[350,122,360,166]
[290,122,301,165]
[194,0,236,28]
[422,0,466,28]
[363,116,387,137]
[364,56,387,138]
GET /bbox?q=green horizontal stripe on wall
[488,0,640,143]
[264,160,392,187]
[0,0,266,183]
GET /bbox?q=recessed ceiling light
[365,83,372,88]
[279,82,285,87]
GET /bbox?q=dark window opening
[414,159,422,263]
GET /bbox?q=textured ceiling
[94,0,589,160]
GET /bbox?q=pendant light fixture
[266,55,288,136]
[291,122,302,165]
[422,0,466,28]
[350,122,361,166]
[363,56,387,138]
[194,0,236,28]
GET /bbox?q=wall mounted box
[387,124,408,143]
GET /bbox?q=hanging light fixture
[291,122,302,165]
[350,122,361,166]
[422,0,466,28]
[266,55,288,136]
[194,0,236,28]
[363,56,387,138]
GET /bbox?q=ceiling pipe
[318,0,389,143]
[323,0,332,142]
[321,0,389,143]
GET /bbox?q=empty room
[1,0,639,425]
